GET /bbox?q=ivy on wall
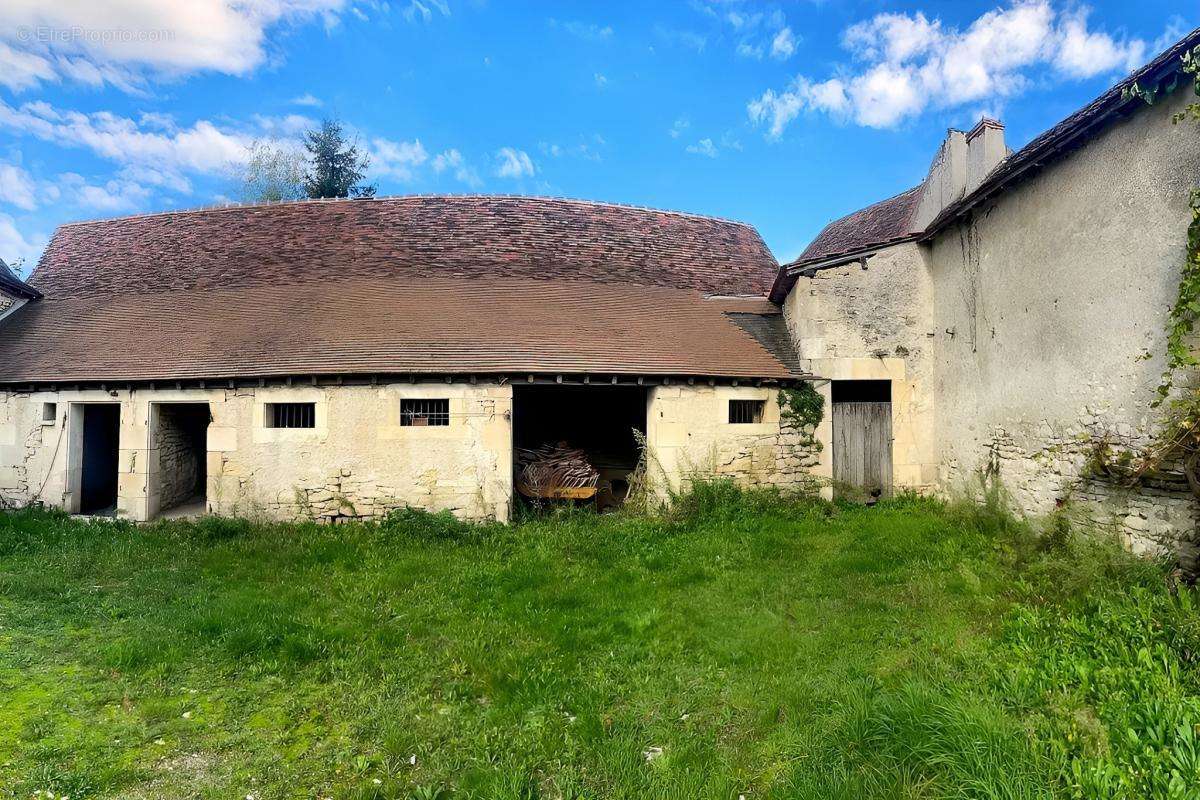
[1127,45,1200,405]
[779,382,825,451]
[1096,46,1200,493]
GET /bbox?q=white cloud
[0,162,38,210]
[58,172,151,211]
[0,99,255,182]
[594,72,608,88]
[402,0,450,24]
[0,41,55,91]
[749,1,1153,133]
[432,148,482,188]
[494,147,535,179]
[1054,11,1145,78]
[0,0,353,92]
[290,93,323,107]
[371,137,428,181]
[0,213,48,269]
[770,27,796,60]
[669,117,690,139]
[551,19,614,41]
[736,42,763,59]
[252,113,317,137]
[685,138,718,158]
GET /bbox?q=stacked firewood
[517,443,600,493]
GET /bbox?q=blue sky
[0,0,1193,274]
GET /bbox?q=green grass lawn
[2,485,1199,799]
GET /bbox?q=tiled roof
[29,195,778,299]
[924,26,1200,234]
[768,187,920,303]
[770,26,1200,304]
[0,277,800,384]
[2,195,800,383]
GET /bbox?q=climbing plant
[1125,45,1200,405]
[779,382,825,451]
[1099,45,1200,492]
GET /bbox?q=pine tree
[302,119,376,199]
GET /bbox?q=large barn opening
[149,403,210,519]
[79,404,120,516]
[512,385,647,510]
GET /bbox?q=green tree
[237,140,306,203]
[302,118,376,199]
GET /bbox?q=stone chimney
[909,118,1007,232]
[964,117,1006,195]
[910,128,967,232]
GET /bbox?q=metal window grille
[401,398,450,427]
[728,399,765,424]
[269,402,316,429]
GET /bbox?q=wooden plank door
[832,401,893,498]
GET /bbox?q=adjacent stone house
[774,29,1200,561]
[0,197,813,523]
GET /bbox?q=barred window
[401,398,450,427]
[728,399,765,424]
[267,402,316,429]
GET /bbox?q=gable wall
[782,242,939,494]
[926,83,1200,558]
[784,83,1200,559]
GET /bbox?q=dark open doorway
[512,385,647,509]
[150,403,210,519]
[80,404,120,516]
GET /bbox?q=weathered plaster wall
[926,85,1200,558]
[645,385,820,496]
[783,242,939,493]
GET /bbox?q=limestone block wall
[645,385,820,496]
[783,242,939,493]
[0,382,515,523]
[151,405,204,513]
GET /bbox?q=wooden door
[832,401,892,498]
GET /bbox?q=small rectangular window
[401,398,449,427]
[267,402,316,429]
[729,399,765,424]
[41,402,57,424]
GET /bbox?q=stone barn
[3,28,1200,565]
[0,197,814,523]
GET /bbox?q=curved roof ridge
[54,193,762,232]
[31,193,778,301]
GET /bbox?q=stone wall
[645,385,821,496]
[926,83,1200,560]
[963,420,1200,564]
[151,405,205,513]
[783,241,939,494]
[0,381,813,523]
[0,383,516,523]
